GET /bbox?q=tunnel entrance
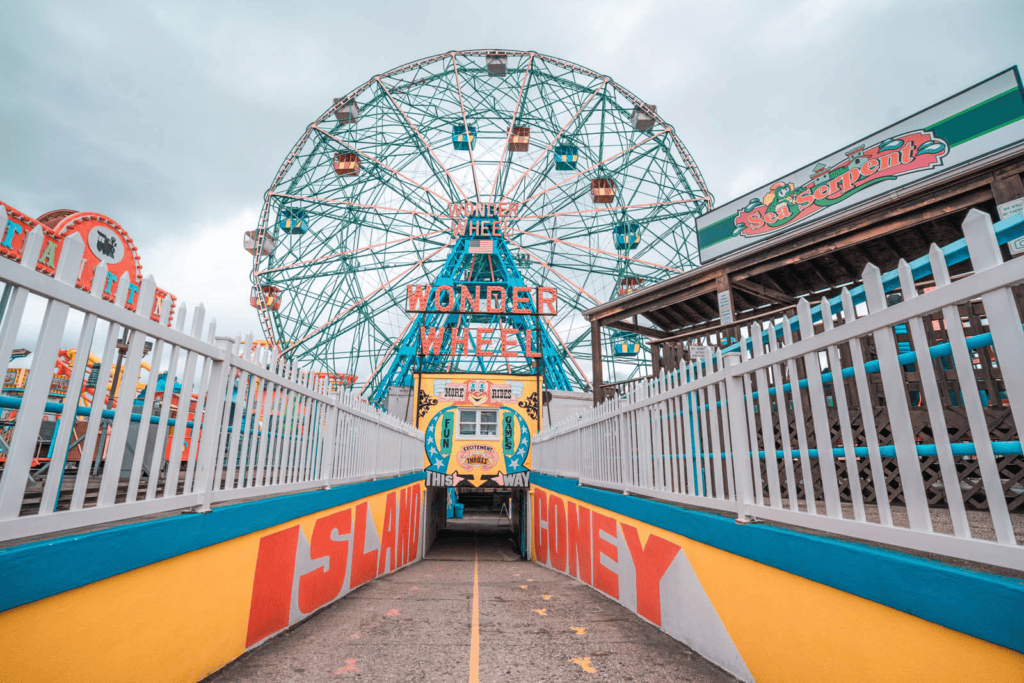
[424,487,528,561]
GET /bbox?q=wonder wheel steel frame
[250,49,712,407]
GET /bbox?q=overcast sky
[2,0,1022,341]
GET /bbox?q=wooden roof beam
[731,288,760,315]
[910,224,933,251]
[761,271,794,297]
[850,244,873,268]
[606,320,671,339]
[883,236,905,262]
[675,300,706,323]
[826,252,854,281]
[732,277,795,305]
[658,306,691,328]
[644,310,677,331]
[688,296,720,320]
[589,280,719,324]
[803,259,833,290]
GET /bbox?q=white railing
[534,209,1024,571]
[0,230,422,542]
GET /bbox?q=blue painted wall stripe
[0,473,424,613]
[532,473,1024,655]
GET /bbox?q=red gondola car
[591,178,615,204]
[251,286,282,311]
[333,153,361,177]
[509,126,530,152]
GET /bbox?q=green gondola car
[613,223,640,250]
[453,124,476,151]
[278,208,308,235]
[554,145,578,171]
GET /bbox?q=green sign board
[697,68,1024,263]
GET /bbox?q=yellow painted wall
[1,533,255,682]
[685,539,1024,683]
[531,484,1024,683]
[0,482,423,683]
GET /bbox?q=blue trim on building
[0,473,424,613]
[532,473,1024,655]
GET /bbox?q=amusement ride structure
[246,50,713,408]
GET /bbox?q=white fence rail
[534,210,1024,571]
[0,230,422,543]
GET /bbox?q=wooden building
[585,68,1024,406]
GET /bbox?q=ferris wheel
[246,49,712,404]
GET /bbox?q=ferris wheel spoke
[282,273,357,325]
[498,79,608,204]
[508,227,686,276]
[269,191,447,220]
[258,230,448,277]
[630,216,700,267]
[276,219,437,274]
[516,129,673,209]
[516,197,705,224]
[540,315,592,390]
[312,126,453,208]
[487,53,535,203]
[284,240,453,355]
[377,79,469,203]
[512,176,695,246]
[450,54,482,203]
[505,241,600,306]
[280,154,436,216]
[358,314,418,397]
[352,305,397,352]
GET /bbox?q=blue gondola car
[613,223,640,250]
[278,208,308,235]
[554,145,578,171]
[612,331,643,357]
[453,124,476,151]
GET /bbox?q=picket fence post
[723,352,752,522]
[321,391,341,488]
[196,336,235,512]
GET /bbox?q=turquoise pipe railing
[670,323,1023,407]
[0,395,195,429]
[664,441,1023,461]
[0,395,316,435]
[751,325,1024,401]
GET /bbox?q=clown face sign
[417,373,541,489]
[433,378,522,406]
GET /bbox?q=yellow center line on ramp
[469,546,480,683]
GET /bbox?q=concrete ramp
[206,526,739,682]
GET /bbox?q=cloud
[144,205,263,341]
[1,0,1022,382]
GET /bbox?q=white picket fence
[0,229,422,543]
[534,209,1024,571]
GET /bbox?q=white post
[723,352,752,523]
[616,396,629,490]
[321,393,341,488]
[196,337,234,512]
[0,235,85,519]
